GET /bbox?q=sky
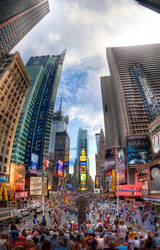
[12,0,160,180]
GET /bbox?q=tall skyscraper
[49,99,69,153]
[136,0,160,13]
[95,129,105,178]
[101,43,160,183]
[0,52,30,181]
[11,50,66,173]
[102,44,160,148]
[76,128,88,189]
[0,0,49,55]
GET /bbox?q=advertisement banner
[150,164,160,194]
[10,163,25,191]
[57,160,63,176]
[81,174,86,183]
[30,153,38,174]
[104,148,116,172]
[95,176,100,189]
[116,149,126,184]
[116,184,142,197]
[127,135,151,166]
[130,64,160,122]
[151,132,160,155]
[112,169,116,193]
[30,177,42,196]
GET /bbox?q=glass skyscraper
[0,0,49,55]
[76,128,88,189]
[11,50,66,173]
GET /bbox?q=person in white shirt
[96,234,105,249]
[117,219,128,241]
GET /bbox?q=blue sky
[12,0,160,179]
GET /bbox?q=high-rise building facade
[95,129,105,178]
[136,0,160,13]
[0,52,30,181]
[76,128,88,189]
[101,43,160,183]
[0,0,49,55]
[49,100,69,154]
[48,99,69,178]
[11,50,66,173]
[102,44,160,146]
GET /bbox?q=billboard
[104,148,116,172]
[80,148,87,190]
[116,149,126,184]
[10,163,25,191]
[81,174,86,183]
[150,164,160,194]
[30,153,38,174]
[116,184,142,197]
[57,160,63,176]
[151,132,160,154]
[30,177,42,196]
[112,169,116,193]
[127,135,151,166]
[95,176,100,188]
[130,64,160,122]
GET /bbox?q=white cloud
[12,0,160,179]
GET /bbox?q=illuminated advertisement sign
[131,64,160,122]
[57,160,63,176]
[30,153,39,174]
[116,183,142,197]
[81,174,86,183]
[30,177,42,196]
[127,135,151,166]
[95,176,100,188]
[151,132,160,154]
[80,148,87,162]
[10,163,25,191]
[150,164,160,194]
[104,148,116,172]
[112,169,116,193]
[80,148,87,190]
[116,149,126,184]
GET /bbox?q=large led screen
[116,149,126,184]
[81,174,86,183]
[57,160,63,176]
[30,153,39,174]
[150,164,160,194]
[127,135,151,166]
[10,163,25,191]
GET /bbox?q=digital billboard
[150,164,160,194]
[116,149,126,184]
[104,148,116,172]
[10,163,25,191]
[81,174,86,183]
[131,64,160,122]
[57,160,63,176]
[95,176,100,188]
[151,132,160,154]
[127,135,151,166]
[30,153,39,174]
[30,177,42,196]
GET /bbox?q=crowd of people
[0,195,160,250]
